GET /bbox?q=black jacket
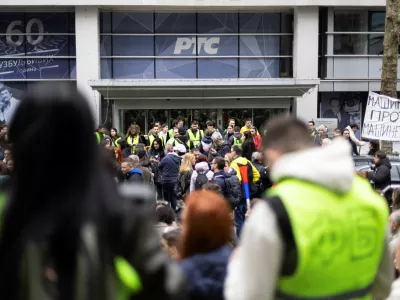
[368,157,392,190]
[208,142,231,162]
[158,153,182,184]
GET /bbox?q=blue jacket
[158,153,182,184]
[179,246,232,300]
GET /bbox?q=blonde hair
[179,153,195,173]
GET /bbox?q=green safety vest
[115,256,143,300]
[233,136,242,146]
[94,132,105,144]
[268,177,388,300]
[112,137,121,148]
[187,129,203,147]
[311,130,316,137]
[149,135,156,147]
[158,133,167,146]
[127,136,140,153]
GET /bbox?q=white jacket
[224,138,393,300]
[345,125,366,146]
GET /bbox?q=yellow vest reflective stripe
[187,129,203,147]
[127,136,140,153]
[158,133,166,146]
[115,256,142,300]
[268,177,388,300]
[112,137,121,147]
[311,131,316,137]
[149,135,155,147]
[94,132,104,144]
[233,136,242,146]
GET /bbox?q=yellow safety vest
[149,135,156,147]
[233,136,242,146]
[187,129,203,147]
[268,177,388,300]
[115,256,143,300]
[127,136,140,153]
[112,137,121,148]
[158,133,167,146]
[94,132,105,144]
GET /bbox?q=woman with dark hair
[148,137,165,160]
[179,191,233,300]
[110,127,121,148]
[241,131,256,161]
[0,83,185,300]
[368,140,380,156]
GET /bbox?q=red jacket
[253,135,262,152]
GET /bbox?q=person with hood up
[209,132,231,163]
[159,144,186,211]
[225,117,392,300]
[366,151,392,191]
[190,154,214,193]
[228,126,243,147]
[200,129,213,156]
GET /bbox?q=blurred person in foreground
[179,191,233,300]
[225,117,392,300]
[388,240,400,299]
[0,83,185,300]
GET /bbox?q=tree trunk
[380,0,400,154]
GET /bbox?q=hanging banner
[362,91,400,141]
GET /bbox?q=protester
[229,126,243,147]
[250,126,261,152]
[343,128,359,156]
[209,132,231,163]
[155,205,177,238]
[241,131,257,161]
[0,83,185,300]
[345,123,365,146]
[225,117,392,300]
[366,151,392,191]
[393,188,400,211]
[179,191,233,300]
[390,210,400,256]
[177,153,195,200]
[94,124,106,144]
[110,127,121,147]
[190,154,214,192]
[122,157,143,183]
[368,140,380,156]
[162,229,181,261]
[199,129,213,156]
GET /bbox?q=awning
[89,78,319,100]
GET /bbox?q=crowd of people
[1,83,400,300]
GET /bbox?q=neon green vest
[112,137,121,148]
[268,177,388,300]
[149,135,156,147]
[233,136,242,146]
[127,136,140,153]
[187,129,203,147]
[115,256,143,300]
[94,132,104,144]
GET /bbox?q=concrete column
[293,7,319,122]
[75,6,101,124]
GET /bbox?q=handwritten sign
[362,92,400,141]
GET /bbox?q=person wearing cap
[158,143,186,211]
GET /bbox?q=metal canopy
[89,78,319,100]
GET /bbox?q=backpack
[195,171,209,190]
[214,174,241,209]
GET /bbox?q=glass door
[123,109,146,135]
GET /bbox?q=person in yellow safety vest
[308,120,318,137]
[224,117,393,300]
[168,118,184,140]
[240,118,260,136]
[94,125,106,144]
[228,126,243,147]
[186,120,204,148]
[110,127,122,148]
[126,124,146,155]
[166,127,180,147]
[158,123,169,146]
[148,124,160,148]
[176,127,193,152]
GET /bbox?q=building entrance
[120,108,288,135]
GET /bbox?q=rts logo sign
[174,37,220,55]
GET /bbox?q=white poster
[362,92,400,141]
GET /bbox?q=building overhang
[89,78,319,100]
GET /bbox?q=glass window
[239,13,280,33]
[148,109,168,132]
[100,12,112,33]
[155,13,196,33]
[124,110,146,135]
[369,11,385,32]
[197,13,238,33]
[280,13,293,33]
[334,11,366,32]
[112,12,154,33]
[198,35,238,56]
[155,36,196,56]
[155,58,196,79]
[368,34,383,55]
[113,36,154,56]
[333,34,368,54]
[239,58,280,78]
[113,58,154,79]
[240,36,280,56]
[198,58,238,78]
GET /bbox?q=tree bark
[380,0,400,153]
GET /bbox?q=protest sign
[362,92,400,141]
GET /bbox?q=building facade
[0,0,391,133]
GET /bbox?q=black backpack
[214,174,241,209]
[195,171,209,190]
